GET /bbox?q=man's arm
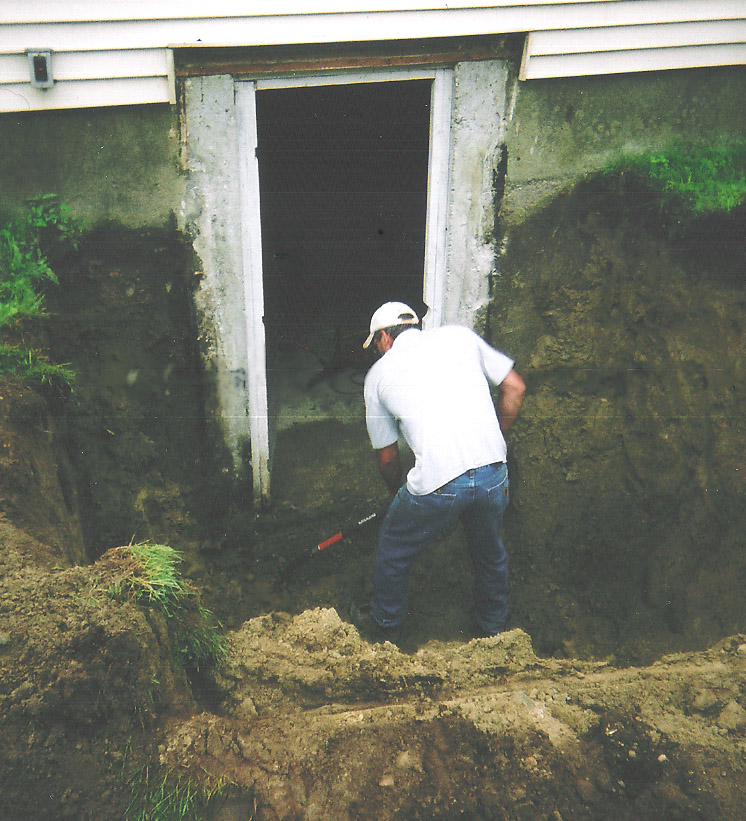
[497,369,526,433]
[375,442,402,495]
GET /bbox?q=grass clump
[609,139,746,216]
[0,194,84,392]
[107,546,234,818]
[124,759,233,821]
[177,604,228,673]
[108,542,188,615]
[104,542,227,672]
[0,344,76,387]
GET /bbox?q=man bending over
[353,301,526,644]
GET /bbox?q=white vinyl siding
[0,49,174,112]
[0,2,744,112]
[1,0,743,24]
[521,19,746,79]
[0,49,170,83]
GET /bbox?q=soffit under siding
[174,35,523,78]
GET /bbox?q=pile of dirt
[0,520,196,818]
[161,608,746,820]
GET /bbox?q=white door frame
[236,81,272,506]
[236,67,454,503]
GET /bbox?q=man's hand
[375,443,402,496]
[497,369,526,433]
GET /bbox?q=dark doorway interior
[256,80,432,394]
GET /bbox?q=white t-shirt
[364,325,515,495]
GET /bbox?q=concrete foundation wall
[181,75,252,471]
[2,64,742,233]
[502,66,746,228]
[0,104,182,226]
[443,59,509,328]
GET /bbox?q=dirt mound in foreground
[165,608,746,820]
[3,515,746,820]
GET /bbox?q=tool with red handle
[277,508,384,586]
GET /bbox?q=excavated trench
[43,184,746,668]
[3,181,745,818]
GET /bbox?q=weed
[23,193,85,248]
[0,194,84,389]
[607,139,746,217]
[124,761,231,821]
[0,343,75,393]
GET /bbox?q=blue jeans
[370,462,511,635]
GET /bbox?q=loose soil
[1,185,746,819]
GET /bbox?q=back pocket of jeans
[486,477,509,504]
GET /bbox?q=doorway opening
[237,69,452,501]
[255,79,432,433]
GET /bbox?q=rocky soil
[1,185,746,819]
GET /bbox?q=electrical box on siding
[26,50,54,89]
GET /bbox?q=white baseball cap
[363,301,419,349]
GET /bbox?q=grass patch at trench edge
[606,138,746,217]
[102,541,228,673]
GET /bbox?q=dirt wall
[44,223,235,559]
[491,179,746,662]
[0,377,85,567]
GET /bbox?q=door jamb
[236,81,271,506]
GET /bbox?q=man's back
[364,325,514,494]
